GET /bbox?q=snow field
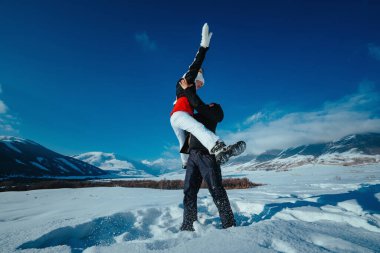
[0,165,379,253]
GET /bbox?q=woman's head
[195,68,204,90]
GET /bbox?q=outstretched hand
[200,23,213,48]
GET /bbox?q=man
[170,23,246,169]
[179,102,244,231]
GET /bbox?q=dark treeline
[0,178,263,192]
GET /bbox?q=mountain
[3,133,377,179]
[72,152,161,177]
[227,133,380,171]
[0,136,107,178]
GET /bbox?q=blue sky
[0,0,379,161]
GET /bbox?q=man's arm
[183,87,206,108]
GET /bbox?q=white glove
[200,23,213,48]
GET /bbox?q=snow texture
[74,152,135,171]
[0,165,379,253]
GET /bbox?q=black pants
[183,149,235,228]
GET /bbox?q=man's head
[208,103,224,123]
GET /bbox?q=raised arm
[183,46,209,85]
[176,23,213,109]
[183,23,213,84]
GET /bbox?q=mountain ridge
[1,133,379,178]
[228,132,380,170]
[0,136,107,178]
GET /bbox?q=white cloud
[141,158,181,171]
[0,100,7,114]
[143,144,182,171]
[0,115,19,134]
[0,84,20,135]
[135,32,157,51]
[244,112,263,125]
[368,43,380,61]
[0,84,7,113]
[224,83,380,155]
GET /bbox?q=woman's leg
[171,111,220,152]
[170,119,189,166]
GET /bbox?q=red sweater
[170,97,194,116]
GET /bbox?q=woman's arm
[175,23,213,108]
[183,46,209,85]
[183,23,213,85]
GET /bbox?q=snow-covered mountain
[72,152,161,177]
[2,133,378,179]
[0,136,107,178]
[227,133,380,171]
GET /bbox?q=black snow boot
[210,140,227,155]
[216,141,246,165]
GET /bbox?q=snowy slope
[73,152,157,177]
[73,152,177,177]
[0,136,107,178]
[227,133,380,171]
[73,152,180,177]
[0,165,378,253]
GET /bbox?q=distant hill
[227,133,380,171]
[73,152,160,177]
[0,136,107,178]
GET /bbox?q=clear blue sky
[0,0,379,160]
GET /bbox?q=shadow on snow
[17,208,161,253]
[233,184,380,226]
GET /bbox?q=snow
[73,152,135,171]
[36,157,44,163]
[0,136,39,146]
[74,152,180,176]
[57,164,70,173]
[141,158,182,172]
[227,151,380,172]
[317,150,380,165]
[56,158,84,174]
[15,159,25,165]
[309,233,372,253]
[0,165,379,253]
[30,162,50,172]
[3,142,22,153]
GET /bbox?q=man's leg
[196,152,236,229]
[181,152,203,231]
